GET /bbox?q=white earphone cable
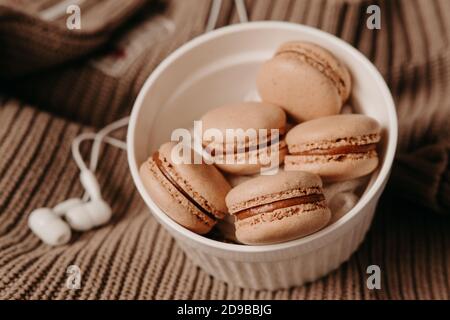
[206,0,223,32]
[71,133,127,173]
[89,116,130,172]
[71,117,129,201]
[235,0,248,23]
[206,0,248,32]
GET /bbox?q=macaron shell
[226,169,322,211]
[285,153,379,182]
[257,56,342,122]
[276,41,351,101]
[235,205,331,245]
[201,101,286,133]
[139,161,214,234]
[286,114,381,148]
[159,142,231,217]
[256,41,352,122]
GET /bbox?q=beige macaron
[201,101,288,175]
[285,114,382,182]
[257,41,351,122]
[140,142,231,234]
[225,170,331,245]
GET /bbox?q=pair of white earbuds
[28,170,111,246]
[28,117,129,246]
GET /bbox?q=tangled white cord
[29,116,129,246]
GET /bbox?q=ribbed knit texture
[0,0,449,299]
[0,0,148,78]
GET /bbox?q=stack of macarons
[140,41,382,245]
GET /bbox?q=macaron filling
[235,193,325,220]
[152,152,218,222]
[204,130,286,156]
[292,143,376,156]
[234,134,286,155]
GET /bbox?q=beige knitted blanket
[0,0,449,299]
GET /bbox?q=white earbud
[64,170,112,231]
[65,199,111,231]
[28,117,128,246]
[28,208,72,246]
[53,198,84,216]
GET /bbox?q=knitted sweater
[0,0,449,299]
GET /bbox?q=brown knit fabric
[0,0,148,78]
[391,142,450,215]
[0,0,449,300]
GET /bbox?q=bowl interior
[128,22,397,253]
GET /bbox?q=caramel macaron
[257,41,351,122]
[225,170,331,245]
[201,101,288,175]
[140,142,231,234]
[285,114,382,182]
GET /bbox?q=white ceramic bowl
[127,22,397,290]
